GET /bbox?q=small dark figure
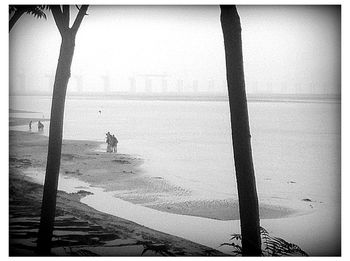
[98,110,102,114]
[111,134,118,153]
[38,121,44,131]
[29,120,32,130]
[105,132,112,153]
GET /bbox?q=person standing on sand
[106,132,112,153]
[38,121,44,131]
[29,120,32,131]
[111,134,118,153]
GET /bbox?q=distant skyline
[9,72,339,97]
[10,5,341,96]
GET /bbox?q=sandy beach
[9,122,299,221]
[9,123,297,256]
[9,129,226,256]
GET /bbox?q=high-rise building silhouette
[208,79,215,92]
[192,80,198,93]
[176,79,184,93]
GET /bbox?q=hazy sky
[9,5,341,95]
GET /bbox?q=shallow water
[23,164,339,256]
[10,96,341,206]
[23,169,236,255]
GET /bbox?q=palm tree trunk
[220,5,261,256]
[36,33,76,255]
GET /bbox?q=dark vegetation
[220,227,308,256]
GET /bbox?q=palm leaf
[25,6,47,20]
[9,5,48,20]
[221,226,308,256]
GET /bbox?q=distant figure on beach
[38,121,44,132]
[29,120,32,131]
[106,132,112,152]
[105,132,118,153]
[98,110,101,114]
[111,134,118,153]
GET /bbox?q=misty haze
[9,5,340,257]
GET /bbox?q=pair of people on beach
[29,120,44,131]
[106,132,118,153]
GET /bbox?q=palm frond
[230,233,242,241]
[9,5,48,19]
[140,241,175,256]
[9,6,16,15]
[25,7,47,20]
[221,226,308,257]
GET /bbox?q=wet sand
[10,127,299,221]
[9,130,224,256]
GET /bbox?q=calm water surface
[10,96,341,207]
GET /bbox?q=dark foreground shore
[9,130,224,256]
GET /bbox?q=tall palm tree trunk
[36,5,88,255]
[36,34,75,255]
[220,5,261,256]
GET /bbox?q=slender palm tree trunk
[220,5,261,256]
[36,33,76,255]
